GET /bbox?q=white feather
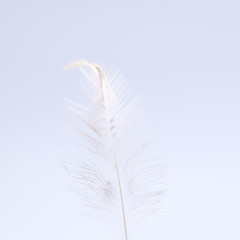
[64,60,164,240]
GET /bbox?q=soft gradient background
[1,0,239,239]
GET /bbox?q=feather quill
[64,60,164,240]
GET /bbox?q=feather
[64,60,164,240]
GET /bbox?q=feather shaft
[113,143,128,240]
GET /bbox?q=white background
[0,0,239,239]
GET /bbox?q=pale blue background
[0,0,239,239]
